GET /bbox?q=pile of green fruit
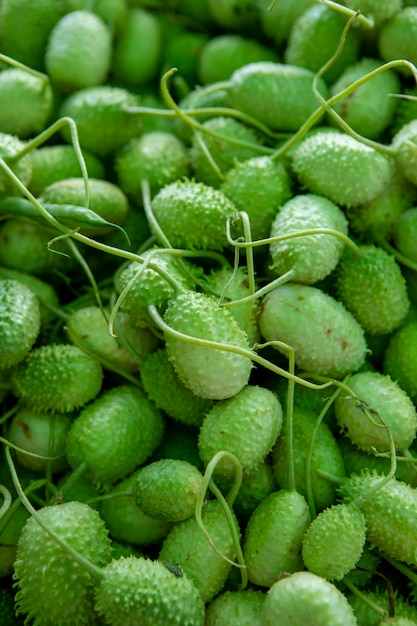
[2,0,417,624]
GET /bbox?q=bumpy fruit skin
[268,193,348,284]
[205,589,266,626]
[10,343,103,413]
[384,322,417,403]
[391,120,417,187]
[262,571,358,626]
[140,348,213,427]
[94,556,205,626]
[0,132,32,195]
[292,129,394,207]
[14,501,112,626]
[198,385,283,478]
[301,502,366,581]
[163,290,253,400]
[334,370,417,454]
[335,244,410,335]
[349,589,417,626]
[150,179,238,251]
[339,471,417,565]
[0,279,41,371]
[66,385,165,489]
[159,500,239,602]
[259,283,367,378]
[242,489,311,587]
[132,459,204,522]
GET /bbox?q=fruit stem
[0,484,11,520]
[343,578,388,619]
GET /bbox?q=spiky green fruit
[139,348,213,427]
[292,129,394,207]
[150,179,238,251]
[99,469,173,546]
[115,131,190,201]
[66,385,165,489]
[242,489,311,587]
[163,290,253,400]
[393,207,417,263]
[258,0,315,48]
[94,556,205,626]
[132,459,203,523]
[45,10,112,92]
[189,116,263,188]
[329,57,401,140]
[232,460,278,522]
[0,266,59,327]
[302,502,366,581]
[285,4,360,83]
[391,120,417,187]
[339,471,417,565]
[59,86,142,157]
[159,500,239,602]
[0,132,32,195]
[384,322,417,404]
[227,61,329,132]
[198,385,283,478]
[268,193,348,284]
[335,370,417,454]
[221,155,292,241]
[14,501,112,626]
[349,589,417,626]
[335,244,410,335]
[258,283,367,378]
[205,589,266,626]
[345,0,402,25]
[10,343,103,413]
[0,279,41,371]
[272,405,346,511]
[262,571,358,626]
[379,7,417,69]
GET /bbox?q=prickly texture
[66,385,165,490]
[259,283,367,378]
[348,589,417,626]
[242,489,311,587]
[334,370,417,454]
[0,132,32,195]
[272,405,346,512]
[0,267,59,327]
[0,279,41,370]
[262,571,358,626]
[339,471,417,565]
[10,343,103,413]
[163,290,253,400]
[292,129,394,207]
[221,155,292,241]
[391,119,417,187]
[159,500,239,602]
[13,501,112,626]
[335,244,410,335]
[228,61,329,132]
[393,207,417,263]
[205,589,266,626]
[198,385,283,478]
[94,556,205,626]
[189,116,263,188]
[132,459,204,522]
[139,348,213,427]
[150,179,238,251]
[384,322,417,404]
[269,193,348,284]
[301,502,366,581]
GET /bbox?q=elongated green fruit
[14,501,112,626]
[159,500,239,602]
[339,471,417,565]
[392,120,417,187]
[0,266,59,327]
[198,385,283,478]
[301,502,366,581]
[242,489,311,587]
[258,283,367,378]
[334,370,417,453]
[150,178,238,251]
[10,343,103,413]
[0,279,41,371]
[393,207,417,263]
[269,193,348,284]
[163,290,253,400]
[292,129,394,207]
[379,6,417,69]
[227,61,329,132]
[45,10,112,92]
[94,556,205,626]
[205,589,266,626]
[262,571,358,626]
[335,244,410,335]
[383,322,417,404]
[66,385,165,489]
